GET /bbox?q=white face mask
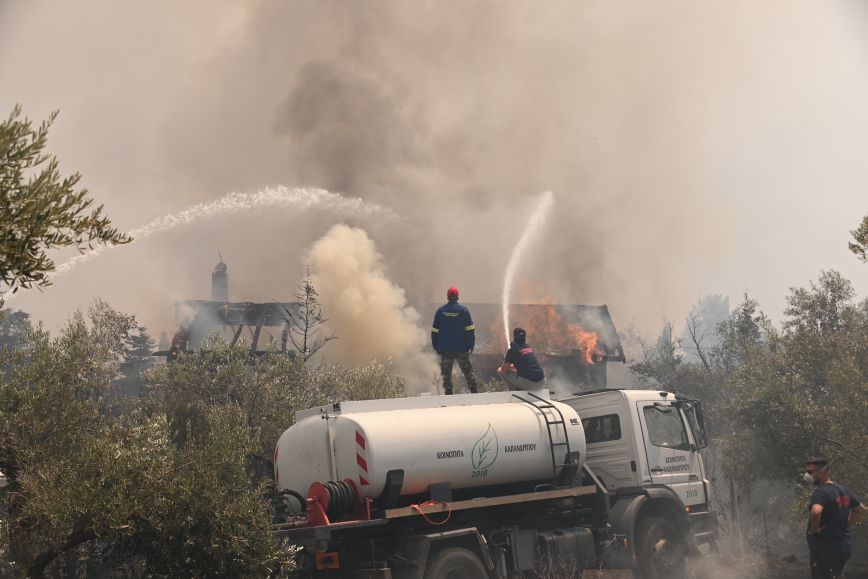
[802,472,815,484]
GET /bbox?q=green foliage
[315,359,406,402]
[0,105,130,293]
[103,407,283,578]
[147,339,404,461]
[0,300,406,577]
[850,214,868,263]
[631,275,866,551]
[0,307,134,575]
[0,308,30,354]
[712,294,770,377]
[0,306,285,577]
[117,325,155,401]
[147,338,315,461]
[631,322,691,392]
[724,273,867,487]
[783,270,855,335]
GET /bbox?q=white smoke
[307,224,436,391]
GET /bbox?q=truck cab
[561,389,718,575]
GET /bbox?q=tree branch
[27,522,97,578]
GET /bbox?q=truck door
[636,401,704,507]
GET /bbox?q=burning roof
[462,303,625,363]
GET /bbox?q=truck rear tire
[634,516,687,579]
[424,547,488,579]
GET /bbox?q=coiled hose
[323,480,358,519]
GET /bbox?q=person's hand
[808,526,825,535]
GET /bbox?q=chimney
[212,253,228,302]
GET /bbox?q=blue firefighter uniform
[431,301,475,353]
[432,297,479,394]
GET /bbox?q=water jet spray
[3,186,396,301]
[501,190,554,345]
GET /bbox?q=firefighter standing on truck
[432,287,479,395]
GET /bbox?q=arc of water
[501,190,554,346]
[3,185,396,301]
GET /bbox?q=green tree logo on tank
[471,423,499,478]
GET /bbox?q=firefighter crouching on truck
[498,327,545,392]
[431,287,479,395]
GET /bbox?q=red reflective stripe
[355,431,366,450]
[359,475,370,486]
[357,454,368,472]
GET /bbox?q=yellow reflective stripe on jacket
[431,328,439,333]
[464,325,475,331]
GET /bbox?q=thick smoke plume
[308,224,436,391]
[1,0,867,359]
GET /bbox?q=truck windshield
[680,401,708,449]
[643,405,691,451]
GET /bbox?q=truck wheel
[424,547,488,579]
[634,517,687,579]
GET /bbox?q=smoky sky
[1,0,866,344]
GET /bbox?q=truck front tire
[634,516,687,579]
[423,547,488,579]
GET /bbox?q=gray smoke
[2,0,867,356]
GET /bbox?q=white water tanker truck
[274,389,717,578]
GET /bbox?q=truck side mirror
[683,402,709,449]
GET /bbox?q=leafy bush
[0,302,406,577]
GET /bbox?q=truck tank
[274,391,586,511]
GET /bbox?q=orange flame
[569,323,602,365]
[494,286,602,365]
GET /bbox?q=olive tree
[0,105,129,293]
[0,305,288,577]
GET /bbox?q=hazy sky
[1,0,865,343]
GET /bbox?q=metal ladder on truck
[512,392,580,488]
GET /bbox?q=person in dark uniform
[804,457,866,579]
[498,327,545,391]
[431,287,479,395]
